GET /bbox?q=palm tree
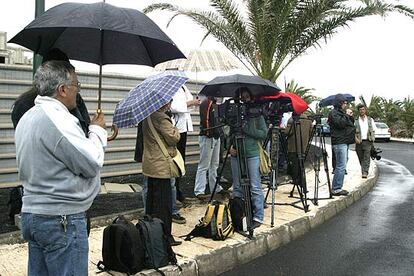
[284,79,315,104]
[144,1,414,82]
[399,97,414,137]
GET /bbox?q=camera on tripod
[308,114,324,124]
[215,99,262,130]
[371,147,382,160]
[262,99,293,124]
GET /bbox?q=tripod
[263,121,283,227]
[284,116,310,212]
[304,117,332,205]
[207,125,255,238]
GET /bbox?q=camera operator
[229,89,268,229]
[328,95,356,196]
[194,96,225,199]
[284,114,313,186]
[355,104,376,178]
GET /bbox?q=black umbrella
[9,2,186,111]
[319,93,355,107]
[199,74,281,98]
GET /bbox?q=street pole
[32,0,44,76]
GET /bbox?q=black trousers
[175,132,187,201]
[146,177,173,238]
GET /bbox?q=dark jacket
[199,98,221,139]
[328,108,355,145]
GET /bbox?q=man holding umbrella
[15,61,107,275]
[328,94,356,196]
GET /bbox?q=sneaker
[252,221,262,229]
[196,194,210,200]
[172,214,186,224]
[176,200,183,209]
[220,176,230,183]
[332,189,349,196]
[170,239,182,246]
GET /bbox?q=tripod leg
[234,135,254,237]
[208,146,231,203]
[321,135,333,198]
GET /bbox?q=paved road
[223,141,414,276]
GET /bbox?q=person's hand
[188,98,201,107]
[355,137,361,144]
[91,112,106,129]
[229,146,237,157]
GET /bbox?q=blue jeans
[142,176,179,215]
[194,136,222,196]
[332,144,348,192]
[21,212,88,276]
[230,156,264,223]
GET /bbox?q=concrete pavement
[0,146,378,276]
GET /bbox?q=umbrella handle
[96,108,118,141]
[107,124,119,141]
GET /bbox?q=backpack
[184,201,234,241]
[97,216,145,275]
[136,216,179,272]
[7,185,24,224]
[229,197,248,232]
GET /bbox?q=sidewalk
[0,147,378,276]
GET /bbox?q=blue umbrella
[113,71,189,128]
[319,93,355,107]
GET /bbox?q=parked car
[374,122,391,142]
[320,117,330,136]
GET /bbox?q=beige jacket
[142,111,180,178]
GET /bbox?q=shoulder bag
[147,116,186,177]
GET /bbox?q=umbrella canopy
[319,93,355,107]
[9,2,185,66]
[259,92,309,115]
[199,74,281,98]
[113,71,189,128]
[9,2,186,111]
[155,49,243,72]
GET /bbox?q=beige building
[0,32,33,65]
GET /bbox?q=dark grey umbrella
[199,74,281,98]
[9,2,186,110]
[319,93,355,107]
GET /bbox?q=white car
[374,122,391,142]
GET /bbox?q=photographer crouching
[229,89,268,229]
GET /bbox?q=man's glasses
[67,81,81,90]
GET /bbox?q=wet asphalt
[223,141,414,276]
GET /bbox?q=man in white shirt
[170,85,200,201]
[355,104,376,178]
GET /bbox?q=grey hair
[33,60,75,97]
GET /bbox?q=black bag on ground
[229,197,247,232]
[97,215,145,274]
[136,215,178,271]
[183,201,233,241]
[7,185,23,224]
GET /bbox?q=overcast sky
[2,0,414,103]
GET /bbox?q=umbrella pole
[97,29,118,141]
[98,64,102,112]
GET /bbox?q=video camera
[370,146,382,160]
[215,99,262,130]
[262,100,293,122]
[308,114,324,124]
[214,97,295,130]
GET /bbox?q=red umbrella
[258,92,309,115]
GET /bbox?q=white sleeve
[170,89,188,113]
